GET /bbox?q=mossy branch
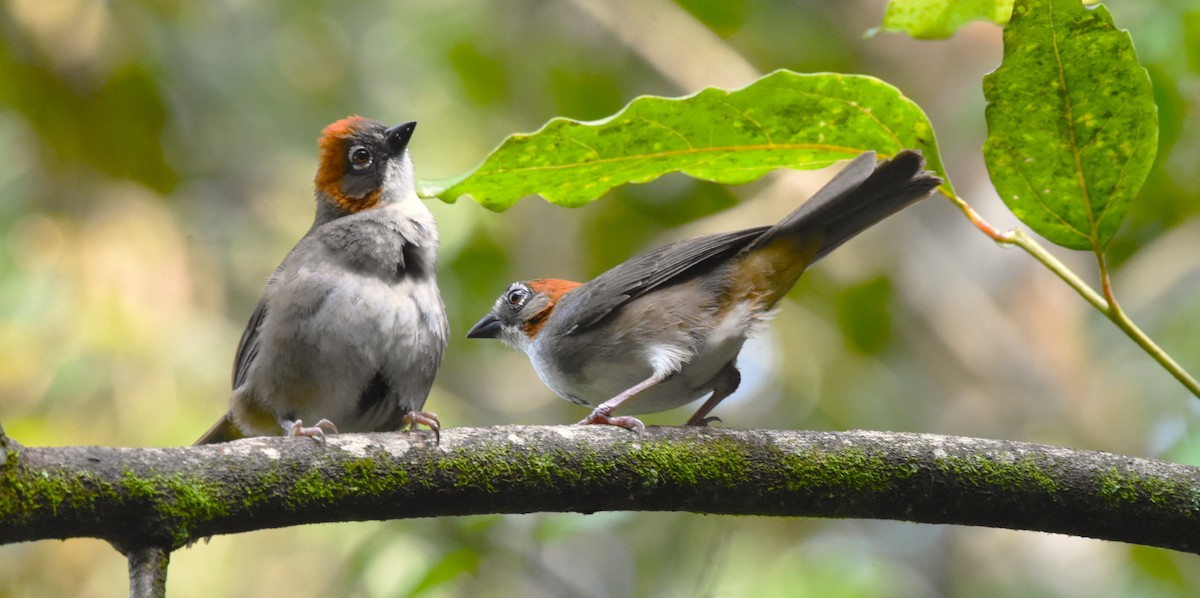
[2,426,1199,558]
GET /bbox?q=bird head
[467,279,582,351]
[314,116,418,218]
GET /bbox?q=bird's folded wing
[556,226,769,334]
[232,297,268,389]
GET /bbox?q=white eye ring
[506,288,529,306]
[348,145,373,171]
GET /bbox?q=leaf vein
[1049,0,1100,250]
[1013,161,1091,240]
[636,116,694,150]
[479,143,863,176]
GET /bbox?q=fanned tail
[733,151,942,308]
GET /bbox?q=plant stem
[940,185,1200,399]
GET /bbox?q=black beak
[466,312,502,339]
[386,121,417,154]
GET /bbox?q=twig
[941,186,1200,397]
[125,545,170,598]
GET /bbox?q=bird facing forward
[196,117,448,444]
[467,150,940,432]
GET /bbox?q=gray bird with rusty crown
[468,150,940,432]
[197,117,448,444]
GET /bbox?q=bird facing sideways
[196,117,448,444]
[467,150,941,432]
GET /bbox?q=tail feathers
[751,150,941,262]
[194,412,245,445]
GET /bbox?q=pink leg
[402,411,441,445]
[576,373,665,434]
[284,418,339,444]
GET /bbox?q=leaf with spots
[875,0,1013,40]
[982,0,1157,251]
[420,70,948,211]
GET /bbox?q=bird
[195,116,448,444]
[466,150,940,433]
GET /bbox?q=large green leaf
[876,0,1013,40]
[982,0,1157,251]
[422,70,948,211]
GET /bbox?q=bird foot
[286,419,339,444]
[685,415,722,427]
[577,408,646,434]
[402,411,441,445]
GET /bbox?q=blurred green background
[3,0,1200,596]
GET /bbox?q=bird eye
[506,288,529,306]
[348,145,373,171]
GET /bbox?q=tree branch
[125,545,169,598]
[2,426,1198,555]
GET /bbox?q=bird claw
[686,415,722,427]
[577,409,646,434]
[402,411,441,445]
[286,419,339,444]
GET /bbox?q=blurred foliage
[0,8,175,194]
[675,0,750,37]
[836,275,894,355]
[1,0,1199,597]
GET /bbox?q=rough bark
[126,545,169,598]
[2,425,1198,556]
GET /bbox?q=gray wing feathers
[558,150,941,336]
[556,226,768,333]
[232,297,268,390]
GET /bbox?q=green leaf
[422,69,948,211]
[982,0,1157,251]
[876,0,1013,40]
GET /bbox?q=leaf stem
[941,185,1200,399]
